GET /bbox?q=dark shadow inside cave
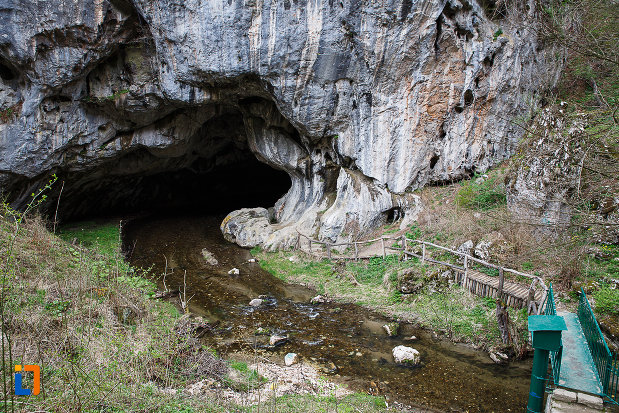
[55,157,291,221]
[38,108,292,222]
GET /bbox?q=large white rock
[249,298,263,307]
[284,353,298,366]
[392,345,420,366]
[221,209,274,248]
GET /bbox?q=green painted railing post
[528,348,550,413]
[527,314,567,413]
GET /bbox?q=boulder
[310,295,327,304]
[269,335,288,347]
[392,345,420,366]
[474,240,492,261]
[284,353,298,366]
[396,267,424,294]
[457,240,474,256]
[221,208,274,248]
[228,268,240,275]
[201,248,218,266]
[474,232,510,261]
[249,298,263,307]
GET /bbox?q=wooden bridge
[294,233,548,314]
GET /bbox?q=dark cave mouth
[53,156,292,222]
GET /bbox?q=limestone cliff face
[0,0,562,248]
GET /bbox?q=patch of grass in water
[59,220,122,258]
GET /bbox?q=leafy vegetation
[0,102,22,124]
[455,173,506,210]
[593,286,619,316]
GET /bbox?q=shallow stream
[123,214,532,412]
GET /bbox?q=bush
[455,173,506,210]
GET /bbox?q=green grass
[2,212,392,412]
[455,173,506,210]
[238,393,389,412]
[593,286,619,316]
[59,220,122,257]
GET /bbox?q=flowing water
[123,214,533,412]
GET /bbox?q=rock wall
[0,0,562,248]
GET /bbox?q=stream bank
[122,213,533,412]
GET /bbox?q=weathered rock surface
[284,353,299,366]
[269,335,288,347]
[222,208,274,248]
[201,248,218,266]
[505,105,585,232]
[397,266,451,294]
[392,345,420,365]
[0,0,562,248]
[249,298,263,307]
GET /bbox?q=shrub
[593,286,619,315]
[455,173,506,210]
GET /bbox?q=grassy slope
[0,209,390,412]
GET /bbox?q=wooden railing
[295,232,548,314]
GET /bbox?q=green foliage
[106,89,130,100]
[44,299,71,317]
[455,174,506,210]
[346,255,419,286]
[522,261,534,271]
[405,224,422,240]
[593,286,619,315]
[117,275,156,296]
[480,266,500,277]
[0,101,22,123]
[410,287,527,347]
[225,360,265,391]
[259,393,389,412]
[493,28,503,40]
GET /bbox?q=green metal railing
[578,288,618,404]
[608,353,619,403]
[542,283,562,386]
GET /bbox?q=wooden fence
[295,232,548,314]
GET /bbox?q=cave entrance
[49,108,292,222]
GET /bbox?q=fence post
[498,267,504,302]
[308,240,312,254]
[295,234,300,251]
[354,242,359,261]
[381,238,386,259]
[526,278,537,314]
[327,243,332,260]
[422,242,426,263]
[464,255,468,282]
[402,236,407,260]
